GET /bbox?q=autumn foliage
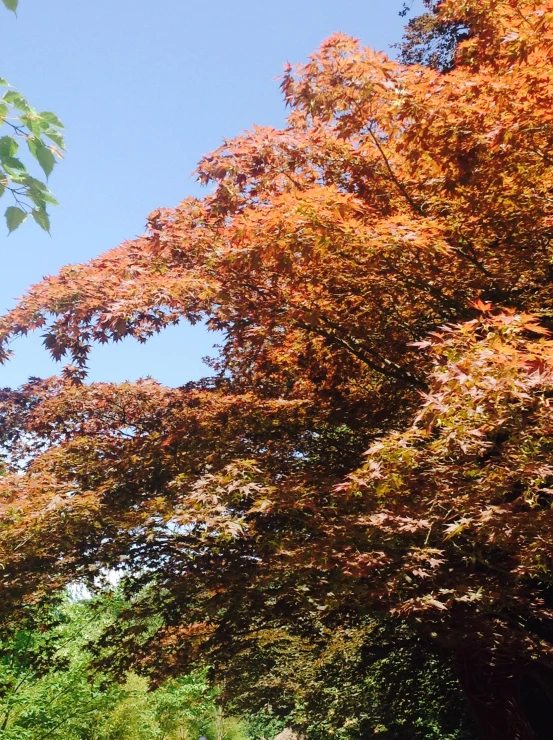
[2,0,553,736]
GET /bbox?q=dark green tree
[396,0,469,71]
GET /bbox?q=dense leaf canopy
[2,1,553,736]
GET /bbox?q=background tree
[1,0,553,737]
[396,0,469,71]
[218,615,477,739]
[0,593,264,740]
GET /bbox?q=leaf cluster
[0,0,64,233]
[0,594,261,740]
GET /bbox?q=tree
[0,593,260,740]
[0,597,123,739]
[1,0,553,736]
[219,614,478,739]
[0,0,65,233]
[396,0,470,72]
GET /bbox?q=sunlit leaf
[5,205,27,232]
[38,111,64,129]
[43,128,66,150]
[31,206,50,233]
[34,144,56,178]
[0,136,17,159]
[1,0,18,13]
[3,90,30,112]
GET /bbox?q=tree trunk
[456,643,553,740]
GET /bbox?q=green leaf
[5,206,27,233]
[42,192,59,206]
[2,155,25,171]
[22,113,45,137]
[2,0,18,13]
[7,171,26,183]
[31,207,50,233]
[0,78,10,87]
[0,103,8,122]
[34,189,59,206]
[0,136,17,159]
[25,177,60,207]
[44,128,66,150]
[3,90,30,112]
[34,144,56,178]
[38,111,64,129]
[26,137,37,158]
[30,191,59,208]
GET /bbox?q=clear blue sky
[0,0,421,388]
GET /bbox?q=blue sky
[0,0,422,388]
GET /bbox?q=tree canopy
[1,0,553,736]
[0,593,274,740]
[397,0,470,71]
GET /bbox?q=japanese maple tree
[1,0,553,736]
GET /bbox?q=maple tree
[1,0,553,736]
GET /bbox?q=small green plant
[0,0,65,233]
